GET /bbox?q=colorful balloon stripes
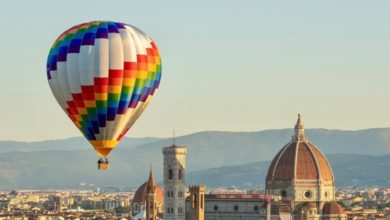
[46,21,161,157]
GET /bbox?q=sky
[0,0,389,141]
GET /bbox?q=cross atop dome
[293,113,307,142]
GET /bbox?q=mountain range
[187,153,390,188]
[0,128,389,190]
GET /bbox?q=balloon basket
[98,159,109,170]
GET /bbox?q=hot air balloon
[46,21,162,170]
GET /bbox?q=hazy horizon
[2,126,390,142]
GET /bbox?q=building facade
[186,193,272,220]
[163,144,187,220]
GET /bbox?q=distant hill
[187,154,390,188]
[0,150,387,190]
[0,137,162,153]
[0,128,389,189]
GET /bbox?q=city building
[187,185,206,220]
[163,144,187,220]
[132,169,164,217]
[186,190,272,220]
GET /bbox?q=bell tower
[163,144,187,220]
[188,185,206,220]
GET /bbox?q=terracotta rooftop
[205,194,271,200]
[323,202,345,215]
[133,182,164,204]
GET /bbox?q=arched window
[169,169,173,180]
[280,190,287,197]
[192,194,197,209]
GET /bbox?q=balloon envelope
[46,21,161,157]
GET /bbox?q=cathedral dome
[323,202,345,215]
[266,114,334,182]
[133,182,164,204]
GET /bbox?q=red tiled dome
[266,115,334,181]
[323,202,345,215]
[266,141,334,181]
[133,182,164,204]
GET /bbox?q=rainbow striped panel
[46,21,162,157]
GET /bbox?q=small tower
[293,113,307,142]
[54,195,62,213]
[188,185,206,220]
[146,166,157,220]
[163,143,187,220]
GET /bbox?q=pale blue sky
[0,0,389,141]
